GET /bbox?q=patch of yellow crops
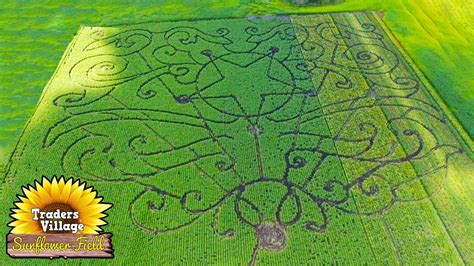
[256,0,473,142]
[263,0,473,55]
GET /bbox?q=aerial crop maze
[4,11,466,263]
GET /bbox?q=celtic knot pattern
[43,12,463,260]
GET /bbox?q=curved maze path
[1,11,473,265]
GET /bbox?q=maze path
[1,12,472,264]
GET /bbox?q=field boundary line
[381,215,403,265]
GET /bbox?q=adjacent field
[0,11,473,265]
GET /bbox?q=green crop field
[1,11,473,264]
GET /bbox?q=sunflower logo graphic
[9,176,111,234]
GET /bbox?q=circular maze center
[256,222,288,251]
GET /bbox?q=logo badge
[6,176,113,258]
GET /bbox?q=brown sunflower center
[39,203,78,234]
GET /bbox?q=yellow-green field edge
[372,13,473,154]
[372,12,474,262]
[369,12,474,263]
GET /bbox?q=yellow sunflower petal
[79,203,111,216]
[58,177,65,191]
[11,212,34,222]
[89,198,102,205]
[35,182,53,207]
[10,222,41,234]
[14,202,35,213]
[81,225,101,234]
[60,178,73,203]
[9,220,25,227]
[81,217,107,226]
[17,196,34,206]
[71,179,80,191]
[77,188,97,207]
[67,183,85,207]
[84,213,107,219]
[11,208,24,214]
[41,177,52,194]
[50,177,61,201]
[22,187,41,206]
